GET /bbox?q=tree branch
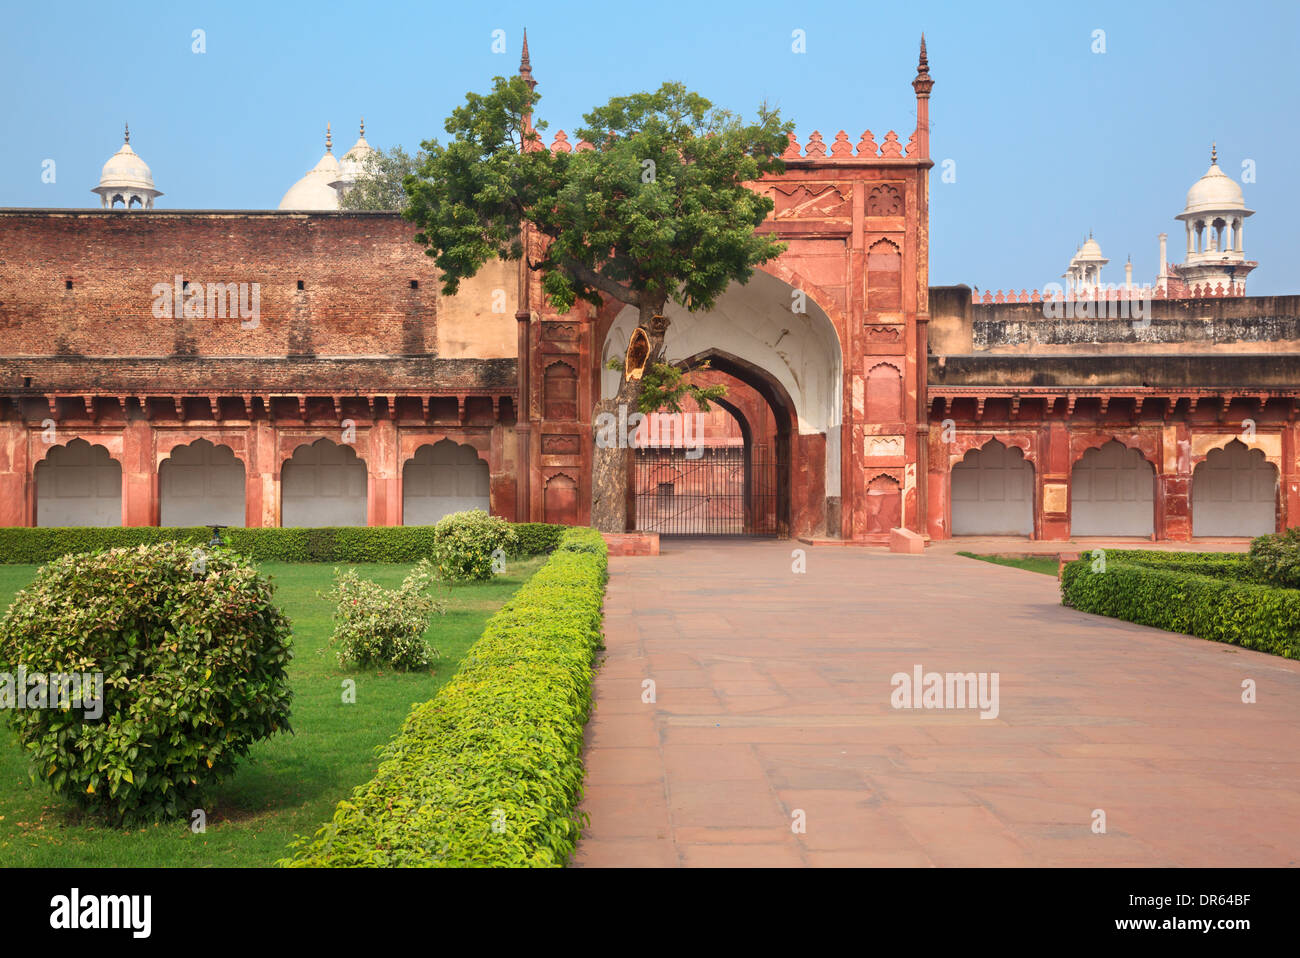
[561,259,640,306]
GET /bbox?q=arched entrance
[601,271,840,538]
[628,356,791,537]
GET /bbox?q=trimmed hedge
[1061,550,1300,659]
[281,526,609,867]
[1097,549,1256,582]
[0,523,569,565]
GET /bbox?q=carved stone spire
[912,33,934,96]
[520,27,537,92]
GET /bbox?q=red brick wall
[0,211,437,359]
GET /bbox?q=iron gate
[633,446,780,536]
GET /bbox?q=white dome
[98,142,155,190]
[278,136,342,211]
[1076,237,1105,261]
[1183,152,1247,214]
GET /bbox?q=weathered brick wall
[0,210,517,366]
[928,286,1300,356]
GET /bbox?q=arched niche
[544,473,579,525]
[1070,440,1155,537]
[863,473,902,536]
[281,439,367,527]
[402,439,490,525]
[951,439,1035,536]
[159,439,246,527]
[1192,439,1278,537]
[35,438,122,527]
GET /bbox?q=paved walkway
[573,540,1300,867]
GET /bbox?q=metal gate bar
[633,447,779,537]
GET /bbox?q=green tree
[404,76,790,531]
[339,145,428,211]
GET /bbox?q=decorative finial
[1211,141,1217,165]
[326,122,332,153]
[124,122,130,144]
[912,33,934,96]
[359,116,365,139]
[519,27,536,91]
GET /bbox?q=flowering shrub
[324,559,446,671]
[0,542,293,824]
[431,510,520,582]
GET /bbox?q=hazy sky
[2,0,1296,293]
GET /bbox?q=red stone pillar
[245,420,278,528]
[366,419,401,526]
[1283,422,1300,532]
[925,421,948,540]
[0,421,31,526]
[1039,421,1071,540]
[120,419,155,526]
[1157,422,1192,541]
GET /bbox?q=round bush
[431,510,520,582]
[0,542,293,824]
[1248,528,1300,589]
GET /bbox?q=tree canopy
[403,77,791,317]
[339,145,428,211]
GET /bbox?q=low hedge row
[1061,551,1300,659]
[1096,549,1256,582]
[281,526,609,867]
[0,523,568,564]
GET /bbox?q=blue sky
[2,0,1297,293]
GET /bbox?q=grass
[957,551,1060,577]
[0,555,545,867]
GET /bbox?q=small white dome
[98,142,155,190]
[92,125,162,208]
[1183,148,1247,214]
[1076,238,1105,261]
[279,128,343,210]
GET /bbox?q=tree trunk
[591,298,668,533]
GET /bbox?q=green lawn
[0,556,545,867]
[957,551,1060,577]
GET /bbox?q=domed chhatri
[1171,142,1255,290]
[1182,143,1248,215]
[1063,233,1108,293]
[92,124,163,210]
[278,123,344,211]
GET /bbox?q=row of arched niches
[33,437,488,527]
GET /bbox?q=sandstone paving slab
[574,541,1300,867]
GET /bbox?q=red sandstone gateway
[0,39,1295,544]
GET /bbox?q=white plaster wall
[402,440,490,525]
[602,271,843,496]
[1192,440,1277,536]
[951,442,1034,535]
[1071,442,1155,537]
[159,440,246,527]
[36,440,122,527]
[281,440,367,527]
